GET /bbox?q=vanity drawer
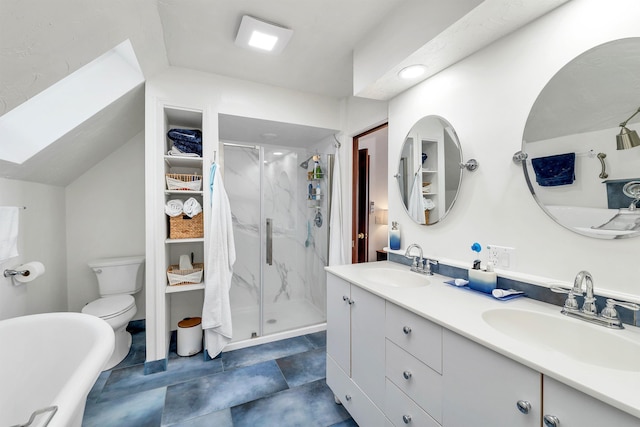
[385,302,442,373]
[327,355,386,427]
[386,339,442,423]
[385,379,440,427]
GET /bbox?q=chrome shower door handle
[266,218,273,266]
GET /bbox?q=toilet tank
[88,256,145,296]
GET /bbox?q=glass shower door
[224,143,328,342]
[224,144,262,341]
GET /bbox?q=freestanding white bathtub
[0,312,114,427]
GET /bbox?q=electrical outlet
[487,245,516,270]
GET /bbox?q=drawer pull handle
[403,371,412,380]
[516,400,531,414]
[402,326,412,334]
[402,414,412,424]
[543,415,560,427]
[345,394,352,402]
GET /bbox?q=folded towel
[168,145,200,157]
[173,140,202,157]
[167,128,203,144]
[165,199,184,217]
[183,197,202,218]
[0,207,19,261]
[531,153,575,187]
[423,197,435,211]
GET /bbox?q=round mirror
[521,38,640,239]
[396,115,463,225]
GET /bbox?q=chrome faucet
[574,270,597,315]
[552,270,640,329]
[404,244,423,273]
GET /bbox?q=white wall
[65,133,146,317]
[0,178,67,320]
[388,0,640,298]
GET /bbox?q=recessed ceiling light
[261,132,278,140]
[235,15,293,54]
[398,65,426,79]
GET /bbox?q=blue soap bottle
[389,221,401,250]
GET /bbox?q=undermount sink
[482,308,640,371]
[359,267,430,288]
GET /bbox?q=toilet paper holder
[3,268,28,278]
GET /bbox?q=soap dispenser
[389,222,401,250]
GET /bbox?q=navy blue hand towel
[167,128,203,144]
[531,153,576,186]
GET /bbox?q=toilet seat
[82,295,135,320]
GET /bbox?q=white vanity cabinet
[385,302,443,426]
[326,273,386,426]
[542,376,639,427]
[442,329,541,427]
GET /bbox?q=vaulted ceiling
[0,0,569,186]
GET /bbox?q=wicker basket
[169,212,204,239]
[167,263,204,286]
[166,173,202,191]
[424,209,430,224]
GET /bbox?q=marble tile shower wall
[224,147,327,315]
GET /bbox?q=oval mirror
[521,38,640,239]
[397,115,463,225]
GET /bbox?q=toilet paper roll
[14,261,46,283]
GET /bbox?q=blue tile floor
[83,322,358,427]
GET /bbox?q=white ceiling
[0,0,570,186]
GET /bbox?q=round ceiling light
[398,65,426,80]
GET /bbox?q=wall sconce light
[375,209,389,225]
[616,107,640,150]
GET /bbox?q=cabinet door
[543,376,639,426]
[351,284,386,408]
[442,330,540,427]
[327,273,351,375]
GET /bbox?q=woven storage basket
[169,212,204,239]
[166,173,202,191]
[167,263,204,286]
[424,209,430,224]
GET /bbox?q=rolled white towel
[183,197,202,218]
[165,199,184,217]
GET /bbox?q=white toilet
[81,255,145,370]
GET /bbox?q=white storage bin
[177,317,202,356]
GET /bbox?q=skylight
[0,39,144,164]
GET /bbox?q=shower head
[299,156,313,169]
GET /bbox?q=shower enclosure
[222,142,331,347]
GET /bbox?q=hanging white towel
[0,207,19,262]
[407,171,426,224]
[329,147,346,265]
[183,197,202,218]
[164,199,184,217]
[202,164,236,358]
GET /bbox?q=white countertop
[326,261,640,419]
